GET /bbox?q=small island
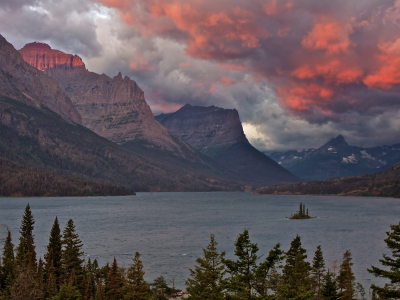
[290,203,313,219]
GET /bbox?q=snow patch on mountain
[342,154,357,164]
[360,150,375,160]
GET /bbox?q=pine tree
[105,257,124,300]
[53,281,82,300]
[150,276,172,298]
[44,217,62,286]
[312,245,326,299]
[224,229,259,299]
[2,229,14,289]
[186,234,227,300]
[45,260,58,299]
[10,267,44,300]
[15,204,37,269]
[287,253,314,299]
[337,250,355,300]
[61,219,84,286]
[95,279,106,300]
[36,257,45,299]
[283,235,308,279]
[368,221,400,298]
[322,270,338,300]
[281,235,312,299]
[253,243,285,297]
[124,252,151,300]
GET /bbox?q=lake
[0,192,398,292]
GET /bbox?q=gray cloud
[2,0,400,151]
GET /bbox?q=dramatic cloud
[1,0,400,150]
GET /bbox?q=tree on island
[368,221,400,299]
[290,203,312,219]
[186,234,227,300]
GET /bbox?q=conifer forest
[1,204,399,300]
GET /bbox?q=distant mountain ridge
[265,135,400,180]
[156,104,301,186]
[255,164,400,198]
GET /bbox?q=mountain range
[265,135,400,181]
[0,34,302,193]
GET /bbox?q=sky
[1,0,400,151]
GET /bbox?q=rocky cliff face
[0,36,81,124]
[156,105,301,186]
[156,104,249,151]
[19,42,193,158]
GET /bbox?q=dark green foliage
[124,252,150,300]
[337,250,355,300]
[105,257,124,300]
[36,258,45,299]
[283,235,308,278]
[61,220,84,287]
[186,234,227,300]
[53,281,82,300]
[281,235,313,299]
[44,217,63,287]
[15,204,36,269]
[46,260,58,300]
[256,164,400,198]
[368,221,400,298]
[2,229,14,289]
[0,157,135,197]
[253,243,285,297]
[322,270,338,300]
[312,246,326,299]
[223,229,259,299]
[150,276,172,299]
[290,203,311,219]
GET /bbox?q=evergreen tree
[283,235,308,279]
[312,245,326,299]
[124,252,151,300]
[186,234,227,300]
[10,267,43,300]
[105,257,124,300]
[44,217,62,286]
[368,221,400,298]
[322,270,338,300]
[61,219,84,286]
[45,260,58,300]
[2,229,14,289]
[36,257,45,299]
[253,243,285,297]
[81,276,93,300]
[280,235,312,299]
[150,276,172,299]
[53,281,82,300]
[224,229,259,300]
[95,279,106,300]
[337,250,355,300]
[287,253,314,299]
[15,204,37,269]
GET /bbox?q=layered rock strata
[19,43,197,158]
[0,37,81,124]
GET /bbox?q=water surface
[0,192,398,291]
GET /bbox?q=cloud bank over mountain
[2,0,400,150]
